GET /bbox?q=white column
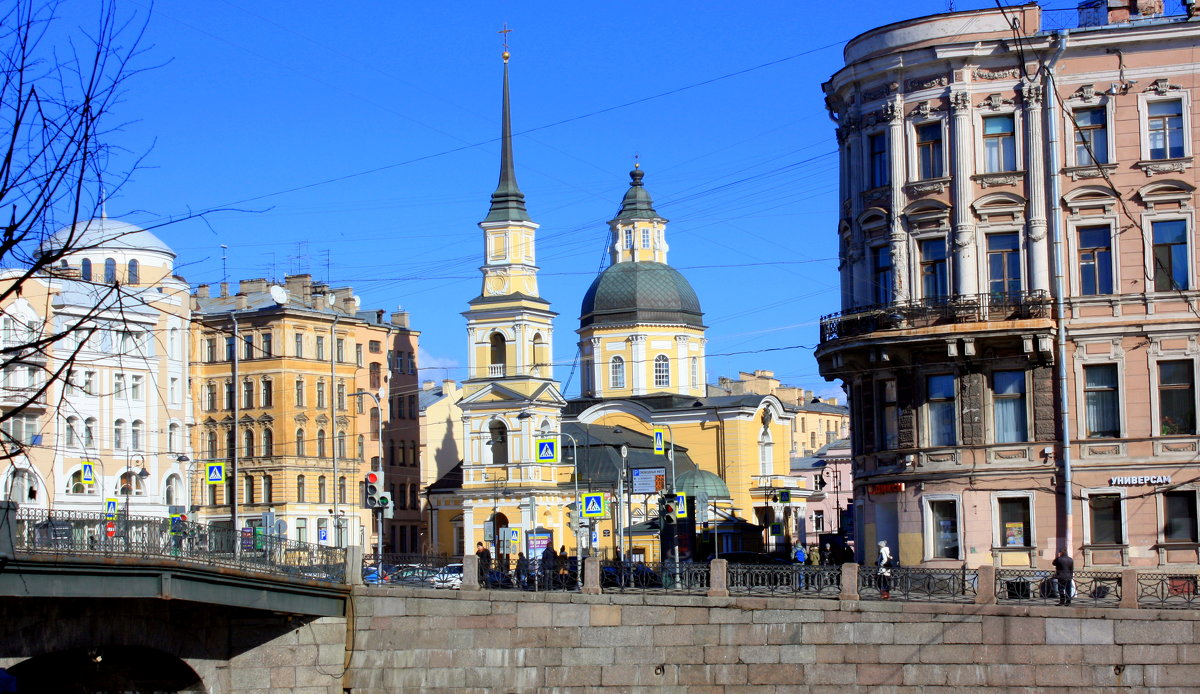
[629,335,647,396]
[1022,80,1050,294]
[513,323,526,375]
[675,335,689,394]
[590,338,603,397]
[950,90,979,296]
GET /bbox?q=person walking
[541,543,558,589]
[1052,549,1074,606]
[475,541,492,585]
[876,540,893,599]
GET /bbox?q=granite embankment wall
[344,587,1200,693]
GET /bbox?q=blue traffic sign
[535,438,559,463]
[675,493,688,519]
[653,428,666,455]
[206,462,225,485]
[81,462,95,484]
[581,493,605,518]
[104,498,118,520]
[318,527,329,542]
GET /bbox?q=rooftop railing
[819,290,1050,343]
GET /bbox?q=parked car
[428,563,463,589]
[362,562,400,585]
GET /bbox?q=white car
[428,564,463,589]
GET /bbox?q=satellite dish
[269,285,288,305]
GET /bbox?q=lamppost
[820,464,842,535]
[349,390,384,560]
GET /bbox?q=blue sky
[69,0,1017,397]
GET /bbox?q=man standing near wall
[1053,550,1074,606]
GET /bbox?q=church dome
[676,469,730,500]
[580,261,704,329]
[37,218,175,259]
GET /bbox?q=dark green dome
[676,469,730,500]
[580,261,704,329]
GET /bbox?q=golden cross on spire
[498,23,512,61]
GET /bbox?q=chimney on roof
[219,282,229,298]
[196,284,210,298]
[442,379,457,395]
[312,293,327,310]
[239,278,268,294]
[285,274,313,303]
[235,295,249,310]
[391,310,409,328]
[422,380,436,391]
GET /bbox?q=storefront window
[1089,493,1123,545]
[998,497,1031,547]
[927,498,960,559]
[1164,491,1198,543]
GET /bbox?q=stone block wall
[346,587,1200,693]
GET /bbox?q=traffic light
[365,471,390,511]
[659,494,675,520]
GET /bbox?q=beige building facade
[818,2,1200,569]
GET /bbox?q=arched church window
[489,333,506,377]
[691,357,699,389]
[127,259,139,285]
[654,355,670,388]
[610,356,625,389]
[488,420,508,467]
[758,428,774,476]
[104,258,116,284]
[531,333,546,376]
[81,258,92,281]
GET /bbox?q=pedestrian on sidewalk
[876,540,893,599]
[1053,549,1074,606]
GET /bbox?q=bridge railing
[361,552,455,586]
[598,560,710,595]
[728,564,840,597]
[12,508,345,583]
[858,565,979,603]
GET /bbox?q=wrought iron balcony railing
[819,290,1051,343]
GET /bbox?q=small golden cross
[498,23,512,53]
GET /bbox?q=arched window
[262,428,273,457]
[80,258,92,281]
[489,332,506,376]
[127,259,139,285]
[317,429,327,458]
[69,469,95,495]
[654,355,670,388]
[119,470,145,496]
[758,429,773,476]
[338,476,346,504]
[531,333,546,376]
[168,423,180,452]
[165,474,182,506]
[263,475,273,504]
[225,430,234,459]
[691,357,699,389]
[357,434,365,459]
[297,474,306,502]
[488,420,508,466]
[243,429,254,458]
[318,475,327,503]
[369,407,380,440]
[369,362,381,389]
[64,416,79,447]
[103,258,116,283]
[7,469,34,502]
[131,420,143,450]
[244,475,254,503]
[610,356,625,389]
[113,419,126,449]
[84,417,96,448]
[337,430,347,458]
[207,431,218,459]
[296,428,306,456]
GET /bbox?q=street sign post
[104,498,118,520]
[535,438,559,463]
[206,463,225,485]
[653,428,666,455]
[81,462,95,485]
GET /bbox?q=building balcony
[819,290,1051,343]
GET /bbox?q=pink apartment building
[817,1,1200,570]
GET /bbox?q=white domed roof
[38,218,175,258]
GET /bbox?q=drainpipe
[330,314,341,546]
[1045,31,1073,553]
[231,313,241,558]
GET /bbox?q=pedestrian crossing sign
[581,493,605,518]
[653,428,666,455]
[207,462,225,485]
[81,462,95,485]
[770,522,784,537]
[535,438,559,463]
[675,493,688,519]
[104,498,118,520]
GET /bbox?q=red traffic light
[366,472,380,484]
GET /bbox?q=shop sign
[1109,475,1171,486]
[867,482,904,496]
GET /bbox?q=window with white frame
[113,419,126,450]
[690,357,699,389]
[992,370,1028,443]
[982,114,1017,173]
[812,510,825,533]
[915,122,944,179]
[996,495,1032,547]
[1083,364,1120,438]
[919,238,948,299]
[924,496,961,559]
[1077,225,1114,295]
[1158,360,1196,436]
[610,356,625,389]
[1147,99,1184,160]
[926,374,956,446]
[623,229,633,249]
[758,429,773,475]
[168,423,180,451]
[653,355,670,388]
[641,228,650,249]
[1072,106,1109,166]
[1087,492,1124,545]
[1164,490,1198,543]
[131,420,143,450]
[1152,219,1188,291]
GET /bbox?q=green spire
[484,56,532,223]
[613,164,662,221]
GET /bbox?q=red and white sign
[105,521,115,538]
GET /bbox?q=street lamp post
[821,465,842,535]
[349,390,384,561]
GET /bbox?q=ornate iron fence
[13,508,345,583]
[820,290,1051,342]
[1136,573,1200,609]
[476,555,581,592]
[728,564,840,597]
[859,566,978,603]
[995,569,1121,607]
[599,560,710,594]
[361,552,454,586]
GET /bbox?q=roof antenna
[220,244,228,284]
